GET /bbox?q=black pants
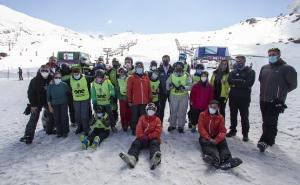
[88,128,110,144]
[131,104,146,132]
[229,96,250,136]
[158,94,169,124]
[259,101,280,146]
[53,104,69,135]
[128,139,161,160]
[25,109,41,139]
[215,97,227,119]
[153,101,160,117]
[199,137,232,164]
[188,108,204,126]
[111,97,119,122]
[19,74,23,80]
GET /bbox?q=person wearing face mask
[178,53,191,74]
[149,60,158,72]
[47,71,71,138]
[116,67,132,131]
[226,56,255,142]
[20,65,53,144]
[198,100,242,170]
[149,69,160,112]
[210,60,230,119]
[91,69,116,133]
[166,62,192,133]
[124,56,135,75]
[257,48,297,152]
[189,71,214,133]
[67,67,94,135]
[158,55,173,124]
[80,105,110,150]
[119,103,162,170]
[127,61,152,135]
[46,56,59,75]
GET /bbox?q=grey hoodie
[259,59,297,102]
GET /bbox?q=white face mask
[97,113,103,118]
[41,72,49,79]
[151,66,157,71]
[120,75,126,79]
[136,67,143,74]
[151,73,158,80]
[208,107,217,115]
[73,74,81,80]
[201,76,207,82]
[125,63,132,69]
[54,79,61,85]
[147,110,155,116]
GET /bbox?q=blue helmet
[179,53,187,61]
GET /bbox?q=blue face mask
[136,67,143,74]
[269,56,278,64]
[235,63,244,70]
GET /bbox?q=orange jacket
[127,74,152,105]
[136,115,162,142]
[198,110,226,144]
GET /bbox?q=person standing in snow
[124,56,135,75]
[166,62,192,133]
[189,71,214,133]
[18,67,23,80]
[119,103,162,170]
[177,53,191,74]
[257,48,297,152]
[226,55,255,142]
[20,65,52,144]
[210,60,230,119]
[148,63,160,113]
[158,55,173,124]
[199,100,242,170]
[127,61,152,135]
[46,56,59,75]
[47,71,70,138]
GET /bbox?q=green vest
[62,74,71,81]
[192,75,201,85]
[184,63,188,73]
[151,80,160,102]
[90,114,110,131]
[170,73,188,96]
[117,77,128,96]
[210,73,230,99]
[93,80,111,105]
[109,68,118,86]
[70,75,90,101]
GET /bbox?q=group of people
[19,48,297,170]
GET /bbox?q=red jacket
[190,82,214,110]
[136,115,162,142]
[127,74,152,105]
[198,110,226,144]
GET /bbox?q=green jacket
[210,73,230,99]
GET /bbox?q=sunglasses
[40,69,50,73]
[54,77,61,79]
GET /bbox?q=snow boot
[242,135,249,142]
[219,158,243,170]
[150,151,161,170]
[80,135,89,150]
[178,127,184,133]
[90,136,100,149]
[203,155,219,168]
[119,152,137,168]
[226,130,236,137]
[257,141,268,152]
[20,135,32,144]
[167,126,176,132]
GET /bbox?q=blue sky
[0,0,296,35]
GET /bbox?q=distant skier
[199,100,242,170]
[257,48,297,152]
[119,103,162,170]
[80,105,110,150]
[18,67,23,80]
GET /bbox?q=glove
[23,104,31,115]
[179,85,185,91]
[272,99,287,114]
[140,135,149,146]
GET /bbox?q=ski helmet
[95,69,105,78]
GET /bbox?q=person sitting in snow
[198,100,242,170]
[80,105,110,150]
[119,103,162,170]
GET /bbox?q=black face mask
[163,60,169,66]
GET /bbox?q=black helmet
[135,61,144,67]
[150,60,158,67]
[95,69,105,78]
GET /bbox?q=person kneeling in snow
[119,103,162,170]
[198,100,242,170]
[80,106,110,150]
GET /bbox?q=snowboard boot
[119,152,137,168]
[257,141,268,152]
[219,158,243,170]
[80,135,89,150]
[242,135,249,142]
[20,135,33,144]
[90,136,100,149]
[203,155,219,168]
[123,127,128,132]
[167,126,176,132]
[178,127,184,134]
[191,125,197,133]
[150,151,161,170]
[226,130,236,137]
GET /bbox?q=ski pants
[259,101,280,146]
[188,108,204,126]
[128,138,161,160]
[73,100,90,135]
[158,93,169,124]
[101,104,115,128]
[169,94,189,129]
[199,137,232,164]
[53,103,69,136]
[88,128,110,144]
[111,97,119,122]
[130,104,146,133]
[119,99,132,129]
[229,96,250,136]
[153,101,160,118]
[25,108,42,139]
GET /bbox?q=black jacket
[27,72,52,108]
[259,59,297,102]
[158,64,173,95]
[228,66,255,99]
